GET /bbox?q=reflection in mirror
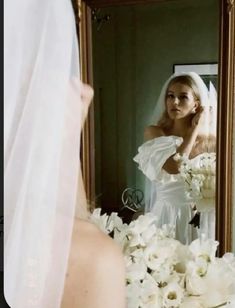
[92,0,219,243]
[133,72,217,244]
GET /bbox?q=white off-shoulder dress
[133,135,215,244]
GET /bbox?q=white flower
[187,258,208,277]
[185,259,209,295]
[126,261,147,283]
[141,224,158,246]
[91,210,235,308]
[155,223,176,239]
[152,268,182,288]
[140,274,162,308]
[129,248,145,265]
[108,211,123,231]
[90,208,111,234]
[179,153,216,211]
[161,281,185,307]
[189,237,219,263]
[113,224,129,250]
[174,243,193,274]
[126,281,143,308]
[224,295,235,307]
[124,214,159,248]
[129,213,157,233]
[180,296,205,308]
[143,238,178,271]
[199,259,235,307]
[222,253,235,272]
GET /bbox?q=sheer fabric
[4,0,87,307]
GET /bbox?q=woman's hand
[79,81,94,124]
[191,106,205,129]
[80,82,94,107]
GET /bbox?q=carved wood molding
[78,2,96,209]
[216,0,235,256]
[84,0,173,8]
[227,0,234,13]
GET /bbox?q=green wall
[92,0,219,212]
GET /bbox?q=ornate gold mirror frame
[76,0,235,256]
[216,0,235,255]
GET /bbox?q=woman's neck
[170,117,192,137]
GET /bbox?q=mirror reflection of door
[92,0,219,242]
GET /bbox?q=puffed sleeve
[133,136,183,181]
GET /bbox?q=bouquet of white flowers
[91,209,235,308]
[176,153,216,212]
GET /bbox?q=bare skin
[144,83,205,174]
[61,218,126,308]
[61,83,126,308]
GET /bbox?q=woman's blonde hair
[157,75,216,154]
[157,75,201,130]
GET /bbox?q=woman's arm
[144,108,204,174]
[61,219,126,308]
[144,125,181,174]
[164,127,198,173]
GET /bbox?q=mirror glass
[91,0,220,244]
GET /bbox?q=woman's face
[166,82,199,120]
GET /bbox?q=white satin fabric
[4,0,87,307]
[134,136,215,244]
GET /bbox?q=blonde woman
[134,72,216,244]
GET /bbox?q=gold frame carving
[84,0,171,7]
[78,1,96,208]
[77,0,235,255]
[227,0,234,13]
[216,0,235,255]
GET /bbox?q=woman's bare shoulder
[70,218,123,265]
[62,218,125,308]
[144,125,165,141]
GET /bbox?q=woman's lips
[171,108,180,112]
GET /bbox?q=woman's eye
[167,94,174,99]
[180,95,188,100]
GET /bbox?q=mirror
[78,0,235,255]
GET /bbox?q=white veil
[150,72,217,137]
[4,0,88,307]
